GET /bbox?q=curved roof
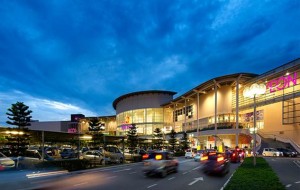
[162,73,258,105]
[113,90,177,109]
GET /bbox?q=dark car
[202,152,230,175]
[143,151,178,178]
[60,148,77,159]
[276,148,298,157]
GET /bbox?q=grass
[224,157,285,190]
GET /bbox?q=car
[262,148,283,157]
[230,148,245,163]
[143,151,178,178]
[60,148,77,159]
[185,149,195,159]
[194,150,205,162]
[16,150,54,169]
[81,150,110,165]
[124,149,147,162]
[201,152,230,175]
[276,148,298,157]
[103,146,124,164]
[0,152,15,170]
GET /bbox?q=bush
[174,151,185,157]
[225,157,285,190]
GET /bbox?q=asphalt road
[264,157,300,190]
[0,157,241,190]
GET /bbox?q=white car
[262,148,283,157]
[185,150,194,159]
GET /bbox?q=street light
[243,83,266,166]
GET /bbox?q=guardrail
[258,131,300,153]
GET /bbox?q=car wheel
[119,158,123,164]
[273,153,276,157]
[160,169,167,178]
[100,159,104,165]
[173,167,178,173]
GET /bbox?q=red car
[230,148,245,163]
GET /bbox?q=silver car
[0,152,15,170]
[81,150,110,165]
[104,146,124,164]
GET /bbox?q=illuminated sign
[68,128,77,133]
[266,72,297,93]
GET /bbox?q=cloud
[0,90,97,126]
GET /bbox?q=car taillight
[233,153,236,157]
[217,157,224,162]
[155,154,162,160]
[201,156,208,161]
[142,154,149,160]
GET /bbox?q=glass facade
[116,108,164,135]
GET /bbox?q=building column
[196,92,200,147]
[184,98,187,132]
[214,82,218,148]
[235,78,240,147]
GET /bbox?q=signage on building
[243,110,264,122]
[68,128,77,133]
[266,72,297,93]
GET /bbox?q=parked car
[276,148,298,157]
[262,148,283,157]
[103,146,124,164]
[60,148,77,159]
[81,150,110,165]
[0,152,15,170]
[202,152,230,175]
[16,150,54,169]
[124,149,147,161]
[143,151,178,178]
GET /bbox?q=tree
[168,129,177,151]
[153,128,163,149]
[126,124,138,149]
[88,117,105,146]
[6,102,32,129]
[6,102,32,156]
[181,132,189,151]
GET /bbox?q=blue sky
[0,0,299,126]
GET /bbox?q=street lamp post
[243,83,266,166]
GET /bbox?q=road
[0,157,241,190]
[265,157,300,190]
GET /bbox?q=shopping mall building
[109,58,300,152]
[28,58,300,152]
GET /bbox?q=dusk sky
[0,0,299,126]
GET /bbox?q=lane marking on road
[182,172,189,175]
[192,166,202,170]
[295,181,300,184]
[220,171,236,190]
[113,168,132,173]
[168,177,175,180]
[286,184,292,188]
[293,160,300,168]
[147,184,157,188]
[105,175,117,179]
[73,182,87,187]
[179,160,193,163]
[129,172,137,174]
[188,177,203,186]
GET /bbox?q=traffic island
[224,157,285,190]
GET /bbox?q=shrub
[225,157,285,190]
